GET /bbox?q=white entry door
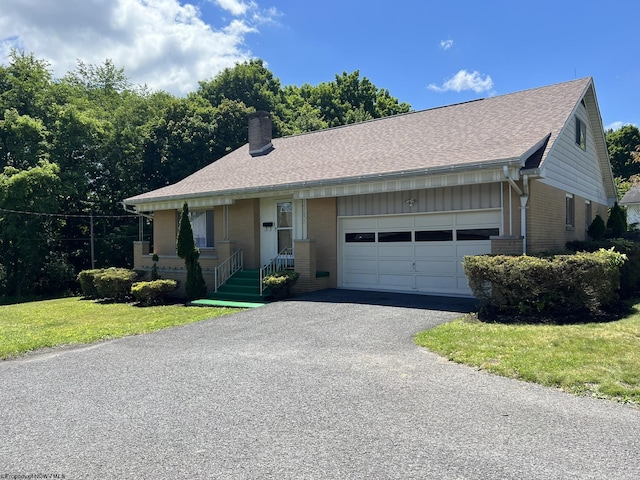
[339,211,500,296]
[260,198,294,266]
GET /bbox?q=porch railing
[259,247,294,295]
[214,248,243,292]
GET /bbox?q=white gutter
[503,166,528,254]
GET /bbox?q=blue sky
[1,0,638,129]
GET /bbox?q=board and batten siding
[537,101,609,206]
[337,183,502,217]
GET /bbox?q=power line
[0,207,138,219]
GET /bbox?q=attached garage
[339,210,501,296]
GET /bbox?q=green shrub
[131,279,178,306]
[464,248,626,318]
[606,202,627,238]
[77,269,104,298]
[93,268,139,302]
[263,271,299,300]
[587,214,606,240]
[566,238,640,298]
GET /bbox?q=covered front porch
[131,196,337,299]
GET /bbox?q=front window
[189,210,214,248]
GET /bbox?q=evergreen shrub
[131,279,178,306]
[464,249,626,318]
[92,268,138,302]
[77,269,104,298]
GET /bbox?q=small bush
[77,269,104,298]
[93,268,139,302]
[131,279,178,306]
[606,202,627,238]
[263,271,299,300]
[464,249,626,319]
[587,214,606,240]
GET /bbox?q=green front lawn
[415,305,640,406]
[0,297,238,360]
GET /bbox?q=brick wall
[228,199,260,269]
[527,181,608,252]
[153,209,177,255]
[307,197,337,288]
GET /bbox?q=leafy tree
[0,161,72,296]
[0,108,49,170]
[606,125,640,179]
[0,50,54,120]
[197,59,282,116]
[176,203,207,300]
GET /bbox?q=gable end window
[575,116,586,150]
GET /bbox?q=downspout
[503,166,528,254]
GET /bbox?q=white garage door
[339,211,501,296]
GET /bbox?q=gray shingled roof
[125,77,592,206]
[620,185,640,205]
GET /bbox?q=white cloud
[0,0,277,96]
[440,39,454,50]
[605,121,626,131]
[428,69,494,94]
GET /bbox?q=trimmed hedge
[77,269,103,298]
[566,239,640,298]
[131,279,178,306]
[464,249,626,317]
[82,268,138,302]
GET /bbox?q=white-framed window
[585,200,592,231]
[575,116,586,150]
[176,209,214,248]
[566,194,575,228]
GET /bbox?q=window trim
[585,200,592,232]
[566,194,575,229]
[575,116,586,150]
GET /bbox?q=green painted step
[188,299,266,308]
[208,269,271,304]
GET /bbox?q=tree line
[0,51,410,297]
[1,50,638,299]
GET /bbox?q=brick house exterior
[124,78,616,298]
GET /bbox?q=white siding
[539,101,609,205]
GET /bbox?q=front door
[260,198,294,266]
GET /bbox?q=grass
[0,297,239,360]
[415,305,640,406]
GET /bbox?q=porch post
[133,241,150,269]
[293,239,316,293]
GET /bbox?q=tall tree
[176,203,207,300]
[606,125,640,179]
[0,161,73,296]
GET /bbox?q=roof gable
[126,77,606,207]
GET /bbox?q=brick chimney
[248,111,273,156]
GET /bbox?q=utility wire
[0,207,138,219]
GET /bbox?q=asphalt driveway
[1,289,638,479]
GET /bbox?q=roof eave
[124,157,521,210]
